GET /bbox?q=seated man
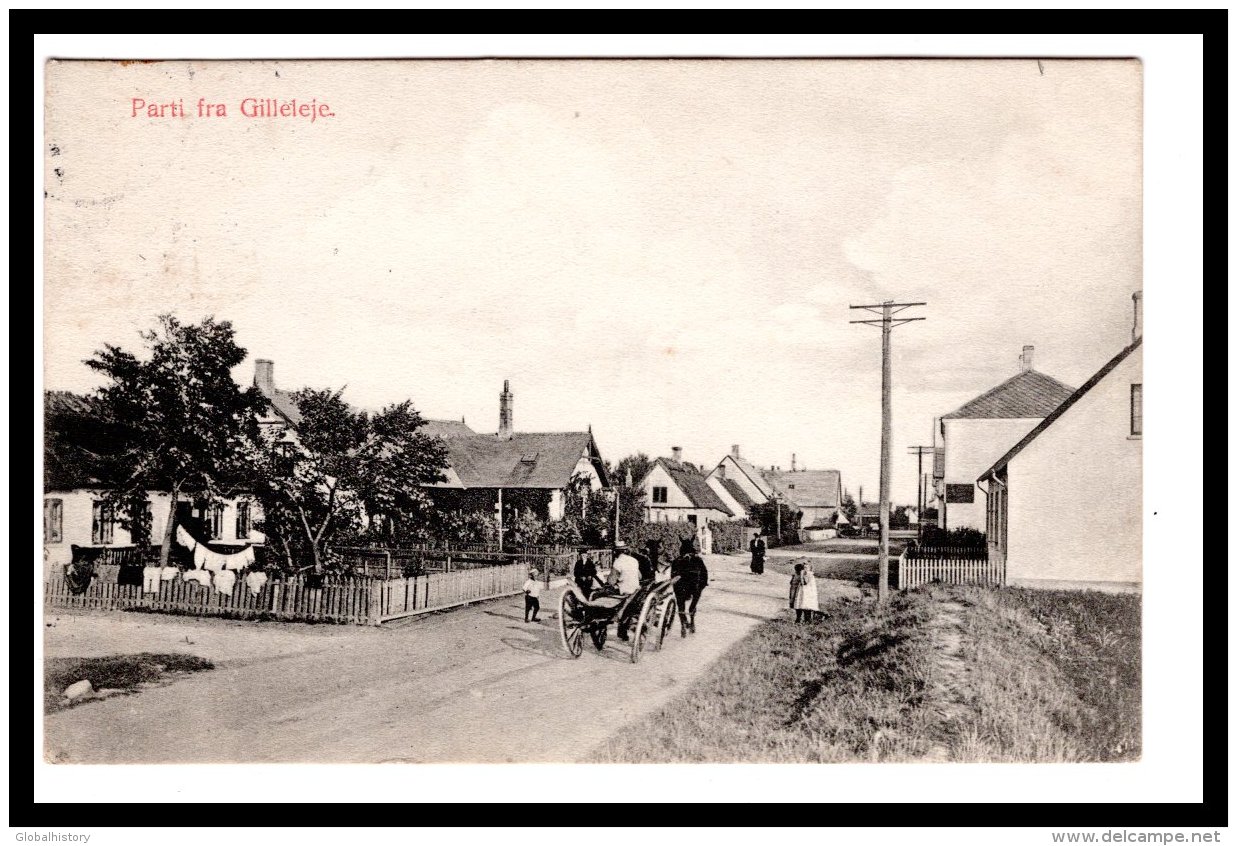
[608,542,649,641]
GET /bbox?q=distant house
[42,391,261,573]
[933,346,1075,532]
[422,380,610,522]
[762,465,844,529]
[979,301,1142,593]
[253,364,610,524]
[708,445,775,506]
[641,448,735,550]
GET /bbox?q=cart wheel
[559,589,586,658]
[590,624,607,651]
[655,595,677,651]
[629,591,657,664]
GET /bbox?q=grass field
[45,653,215,714]
[591,584,1140,763]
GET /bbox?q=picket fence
[44,561,530,626]
[897,549,1005,590]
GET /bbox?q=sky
[43,58,1142,504]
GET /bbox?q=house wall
[798,506,839,529]
[705,476,747,521]
[711,457,768,505]
[1004,345,1142,588]
[942,417,1045,530]
[43,490,264,572]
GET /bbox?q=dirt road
[44,554,794,764]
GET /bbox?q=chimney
[498,380,514,440]
[791,453,797,472]
[731,444,741,459]
[1019,345,1034,372]
[254,359,274,394]
[1132,291,1142,342]
[671,446,683,463]
[717,464,726,479]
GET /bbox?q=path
[43,554,790,764]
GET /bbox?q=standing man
[573,550,598,597]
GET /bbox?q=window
[235,501,251,540]
[652,486,668,504]
[1130,384,1142,436]
[788,484,795,490]
[91,500,116,545]
[44,498,64,544]
[206,503,225,540]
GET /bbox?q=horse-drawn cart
[558,577,679,664]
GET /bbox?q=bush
[919,526,986,549]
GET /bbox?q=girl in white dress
[792,561,820,623]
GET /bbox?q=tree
[750,500,802,540]
[609,453,652,542]
[247,388,449,572]
[83,315,266,567]
[840,490,858,526]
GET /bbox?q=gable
[943,370,1076,420]
[981,338,1143,480]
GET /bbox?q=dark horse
[670,537,709,636]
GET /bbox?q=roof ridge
[981,338,1141,480]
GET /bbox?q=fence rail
[897,550,1005,590]
[45,560,533,626]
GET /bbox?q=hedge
[708,520,753,554]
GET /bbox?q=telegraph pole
[907,446,935,542]
[851,301,926,603]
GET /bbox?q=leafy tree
[840,490,858,526]
[613,452,653,487]
[749,500,802,541]
[248,388,449,572]
[82,315,266,567]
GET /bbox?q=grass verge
[45,653,215,714]
[590,584,1139,763]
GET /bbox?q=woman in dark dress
[749,532,766,575]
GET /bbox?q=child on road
[523,569,543,623]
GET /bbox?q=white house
[641,449,735,551]
[708,445,774,506]
[934,346,1075,531]
[762,466,844,529]
[979,306,1142,592]
[43,391,261,576]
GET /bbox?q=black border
[12,20,1226,828]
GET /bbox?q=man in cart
[608,541,656,641]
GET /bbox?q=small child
[522,568,542,623]
[789,563,804,620]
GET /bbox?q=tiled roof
[762,468,842,508]
[717,476,755,510]
[658,458,733,515]
[421,419,477,439]
[980,338,1142,481]
[44,391,102,489]
[942,370,1076,420]
[723,455,775,499]
[258,386,303,426]
[440,432,607,489]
